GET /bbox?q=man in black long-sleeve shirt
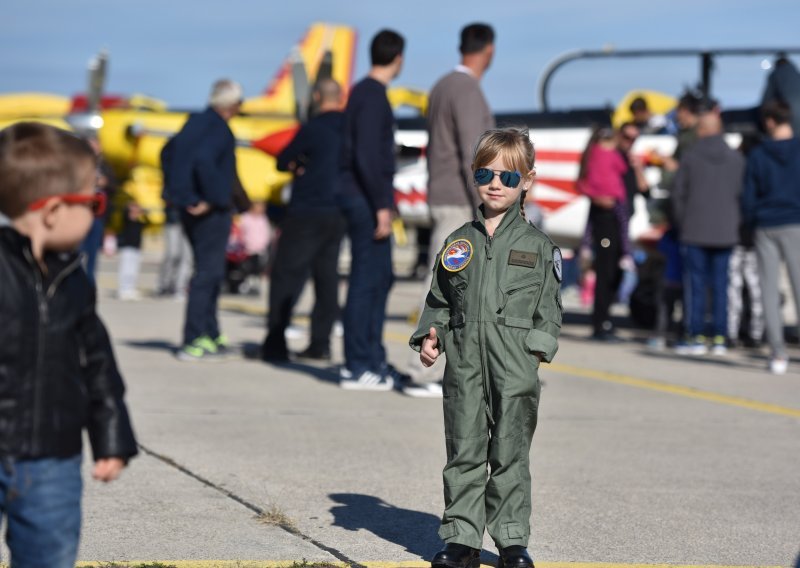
[261,78,346,362]
[161,79,242,361]
[338,30,405,390]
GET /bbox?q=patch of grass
[256,504,297,533]
[284,561,347,568]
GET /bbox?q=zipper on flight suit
[479,237,495,426]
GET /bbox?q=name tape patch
[508,250,538,268]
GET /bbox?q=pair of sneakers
[339,364,408,392]
[177,335,232,362]
[675,335,727,356]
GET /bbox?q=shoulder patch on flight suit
[508,250,538,268]
[553,247,563,282]
[441,239,473,272]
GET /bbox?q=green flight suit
[410,206,563,549]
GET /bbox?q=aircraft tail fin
[241,22,357,117]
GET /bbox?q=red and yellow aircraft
[0,23,366,222]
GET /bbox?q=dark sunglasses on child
[473,168,522,189]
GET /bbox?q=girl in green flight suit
[410,127,563,568]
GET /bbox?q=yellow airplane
[97,22,358,216]
[0,23,364,222]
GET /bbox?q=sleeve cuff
[409,325,445,353]
[525,328,559,363]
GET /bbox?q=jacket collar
[0,226,81,276]
[475,204,524,239]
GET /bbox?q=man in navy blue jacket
[742,100,800,375]
[261,78,346,362]
[161,79,242,361]
[338,30,405,390]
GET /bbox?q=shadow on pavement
[123,339,177,354]
[329,493,500,565]
[241,342,341,384]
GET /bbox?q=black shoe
[590,330,621,343]
[431,543,480,568]
[498,546,534,568]
[295,346,332,361]
[260,343,290,363]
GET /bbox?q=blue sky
[2,0,799,113]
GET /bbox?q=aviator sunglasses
[473,168,522,189]
[28,191,107,218]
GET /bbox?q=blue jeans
[683,244,732,338]
[0,456,82,568]
[181,209,233,345]
[340,193,394,376]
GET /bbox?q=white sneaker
[284,325,306,340]
[402,380,443,398]
[711,344,728,356]
[340,370,393,391]
[117,289,141,301]
[769,357,788,375]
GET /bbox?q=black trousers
[590,206,623,334]
[263,211,346,355]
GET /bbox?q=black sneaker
[295,347,332,361]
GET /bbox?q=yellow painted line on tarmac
[549,362,800,420]
[219,298,268,316]
[211,310,800,420]
[384,329,800,420]
[75,562,786,568]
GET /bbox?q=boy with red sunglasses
[0,122,137,567]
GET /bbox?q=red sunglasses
[28,192,107,218]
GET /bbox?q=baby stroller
[225,222,266,295]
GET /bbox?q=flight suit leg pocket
[439,520,458,540]
[503,521,524,540]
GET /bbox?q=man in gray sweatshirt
[672,111,744,356]
[403,23,495,395]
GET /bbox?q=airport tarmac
[9,246,799,568]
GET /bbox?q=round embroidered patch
[441,239,474,272]
[553,247,563,283]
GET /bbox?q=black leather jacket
[0,227,137,461]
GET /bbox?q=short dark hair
[629,97,648,113]
[459,23,494,55]
[370,29,405,66]
[761,99,792,126]
[677,91,702,114]
[0,122,96,218]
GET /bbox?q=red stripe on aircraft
[535,178,580,195]
[251,126,300,156]
[535,150,581,162]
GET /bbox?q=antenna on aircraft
[87,50,108,116]
[290,47,310,123]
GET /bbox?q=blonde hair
[0,122,96,218]
[472,127,535,217]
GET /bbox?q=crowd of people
[0,22,799,567]
[573,79,800,377]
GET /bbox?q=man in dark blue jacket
[742,100,800,374]
[338,30,405,390]
[261,78,346,362]
[161,79,242,361]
